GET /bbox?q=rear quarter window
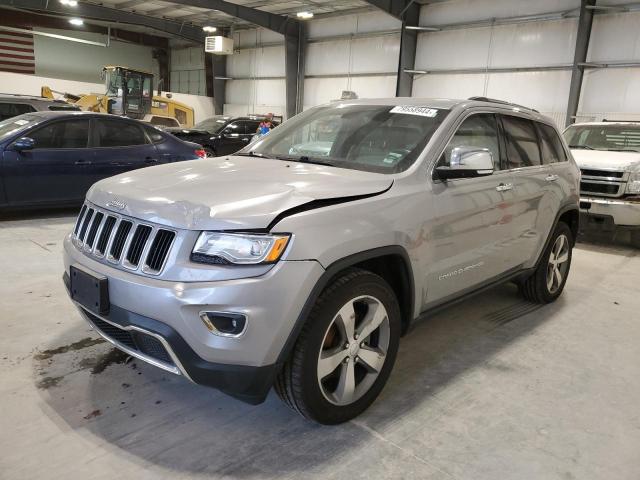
[537,122,567,163]
[144,125,165,143]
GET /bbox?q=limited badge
[390,106,439,117]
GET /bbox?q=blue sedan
[0,111,205,210]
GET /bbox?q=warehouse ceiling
[83,0,375,28]
[0,0,449,44]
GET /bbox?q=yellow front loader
[41,66,194,127]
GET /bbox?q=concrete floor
[1,211,639,480]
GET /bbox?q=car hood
[86,156,393,230]
[571,149,640,171]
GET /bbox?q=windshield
[0,114,39,142]
[243,104,449,173]
[195,116,231,133]
[564,124,640,152]
[104,69,122,97]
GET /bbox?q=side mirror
[11,137,35,152]
[435,146,494,180]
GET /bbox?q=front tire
[520,221,573,303]
[275,268,401,424]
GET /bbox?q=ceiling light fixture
[68,17,84,26]
[60,0,78,5]
[296,11,314,19]
[203,26,217,33]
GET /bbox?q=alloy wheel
[547,234,570,294]
[317,295,390,406]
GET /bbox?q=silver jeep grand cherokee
[64,97,580,424]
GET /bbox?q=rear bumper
[579,196,640,227]
[64,272,278,404]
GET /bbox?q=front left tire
[275,268,401,424]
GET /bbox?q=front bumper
[579,196,640,227]
[63,235,325,404]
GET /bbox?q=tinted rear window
[95,119,147,147]
[502,115,542,168]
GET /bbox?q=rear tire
[519,222,573,304]
[275,268,401,424]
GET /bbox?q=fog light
[199,311,247,337]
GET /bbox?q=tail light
[195,149,207,158]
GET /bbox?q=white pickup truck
[564,121,640,247]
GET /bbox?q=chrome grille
[85,212,103,249]
[95,216,116,256]
[580,169,628,198]
[125,225,152,268]
[72,203,176,275]
[109,220,132,261]
[78,208,94,242]
[145,229,175,272]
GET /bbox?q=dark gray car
[0,93,80,120]
[63,97,580,424]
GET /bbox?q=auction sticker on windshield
[390,106,439,117]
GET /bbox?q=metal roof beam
[0,0,204,43]
[168,0,301,36]
[362,0,420,21]
[566,0,596,127]
[364,1,420,97]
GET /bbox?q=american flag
[0,27,35,75]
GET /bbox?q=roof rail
[0,92,41,98]
[467,96,539,113]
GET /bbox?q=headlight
[192,232,291,265]
[627,168,640,194]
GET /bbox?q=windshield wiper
[235,151,273,159]
[568,145,595,150]
[605,148,640,153]
[275,155,336,167]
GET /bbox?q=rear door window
[95,119,148,147]
[537,123,567,164]
[501,115,542,168]
[29,119,90,149]
[144,125,165,143]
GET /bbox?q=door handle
[74,160,92,165]
[496,183,513,192]
[546,174,559,182]
[144,157,158,164]
[242,137,250,142]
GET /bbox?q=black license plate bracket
[70,266,109,315]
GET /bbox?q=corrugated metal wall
[170,46,207,96]
[218,0,640,124]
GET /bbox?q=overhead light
[405,26,441,31]
[297,11,314,19]
[203,26,217,33]
[68,18,84,26]
[60,0,78,5]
